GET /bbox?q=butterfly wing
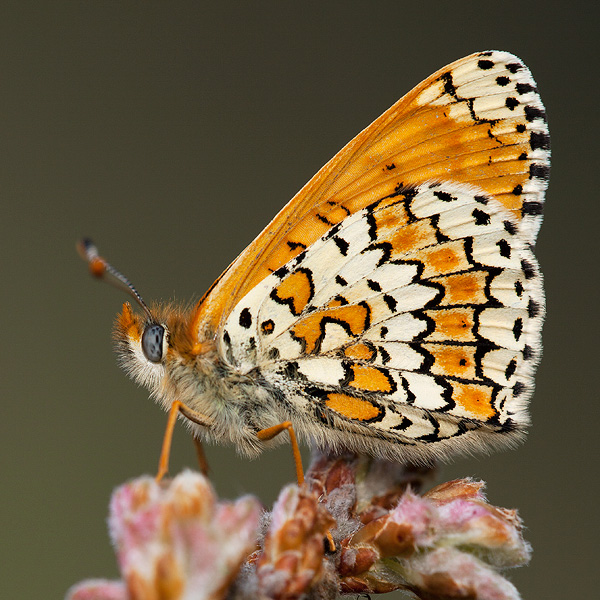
[221,181,544,461]
[192,51,549,339]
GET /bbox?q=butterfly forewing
[193,51,549,338]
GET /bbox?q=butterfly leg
[256,421,304,485]
[256,422,336,552]
[156,400,213,482]
[193,435,210,476]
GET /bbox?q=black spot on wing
[440,71,457,97]
[333,235,349,256]
[505,358,517,379]
[530,163,550,180]
[497,239,511,258]
[472,208,491,226]
[433,190,456,202]
[521,259,536,280]
[528,298,541,318]
[522,201,543,216]
[515,280,523,297]
[322,221,343,241]
[513,381,525,396]
[530,131,550,151]
[239,308,252,329]
[513,317,523,341]
[524,105,546,122]
[261,319,275,335]
[477,59,494,70]
[516,82,536,95]
[287,240,307,251]
[273,265,289,278]
[316,213,335,226]
[379,346,391,365]
[383,294,397,312]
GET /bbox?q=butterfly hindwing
[221,182,543,461]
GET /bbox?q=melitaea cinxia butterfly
[80,51,549,482]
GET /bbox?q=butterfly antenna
[77,238,155,321]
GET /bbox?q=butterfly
[80,51,549,482]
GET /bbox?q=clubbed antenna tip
[77,238,154,321]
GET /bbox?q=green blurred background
[1,2,597,598]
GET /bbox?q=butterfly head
[78,239,206,398]
[113,302,172,393]
[112,299,218,408]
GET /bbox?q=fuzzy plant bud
[67,471,262,600]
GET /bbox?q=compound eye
[142,324,165,363]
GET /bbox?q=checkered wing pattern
[212,51,548,462]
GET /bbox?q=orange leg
[257,421,336,551]
[325,531,336,553]
[156,400,213,482]
[256,421,304,485]
[193,435,210,476]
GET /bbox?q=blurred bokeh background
[1,2,597,598]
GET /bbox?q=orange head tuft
[115,302,142,343]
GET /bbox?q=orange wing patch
[409,240,471,279]
[422,343,478,379]
[325,393,383,422]
[387,218,440,255]
[343,342,376,361]
[291,303,370,354]
[371,196,411,238]
[349,365,394,393]
[451,381,496,420]
[431,271,488,306]
[271,269,314,316]
[423,308,476,342]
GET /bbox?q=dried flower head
[67,454,530,600]
[67,471,262,600]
